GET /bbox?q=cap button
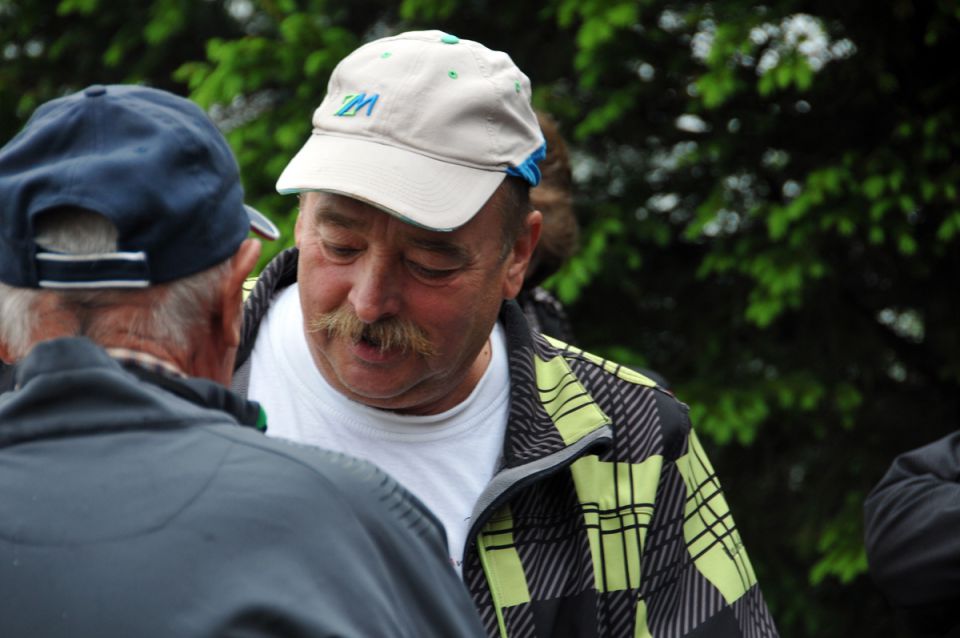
[84,85,107,97]
[440,34,459,44]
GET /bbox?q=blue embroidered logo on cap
[335,92,379,117]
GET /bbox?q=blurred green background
[3,1,959,634]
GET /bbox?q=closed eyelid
[407,237,470,263]
[310,205,472,267]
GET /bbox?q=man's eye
[324,243,360,258]
[407,260,456,280]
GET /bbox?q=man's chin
[336,371,454,414]
[341,384,422,412]
[328,364,420,408]
[314,342,446,413]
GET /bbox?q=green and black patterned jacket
[235,248,779,638]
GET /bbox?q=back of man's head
[0,85,278,376]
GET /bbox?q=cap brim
[245,204,280,240]
[275,134,506,231]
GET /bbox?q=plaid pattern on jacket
[235,248,779,638]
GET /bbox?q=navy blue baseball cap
[0,84,279,289]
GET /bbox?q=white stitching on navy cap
[0,84,281,289]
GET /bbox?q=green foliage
[810,492,870,585]
[400,0,457,20]
[5,1,960,635]
[0,0,244,131]
[549,216,628,305]
[57,0,97,15]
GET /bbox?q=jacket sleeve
[641,390,778,636]
[219,432,486,638]
[313,450,488,638]
[864,431,960,632]
[664,426,779,636]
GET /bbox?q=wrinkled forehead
[300,190,504,240]
[300,191,387,226]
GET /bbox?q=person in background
[234,30,778,636]
[522,111,670,390]
[864,432,960,636]
[517,110,579,343]
[0,84,483,638]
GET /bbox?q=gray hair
[0,209,229,358]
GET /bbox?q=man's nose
[348,253,401,323]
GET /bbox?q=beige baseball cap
[276,30,545,231]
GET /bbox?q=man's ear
[218,238,262,349]
[502,209,543,300]
[0,340,13,364]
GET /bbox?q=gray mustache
[307,307,437,358]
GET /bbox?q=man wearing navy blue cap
[235,31,778,637]
[0,84,484,638]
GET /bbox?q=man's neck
[103,347,188,378]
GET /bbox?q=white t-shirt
[248,284,510,575]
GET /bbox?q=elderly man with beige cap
[235,30,779,637]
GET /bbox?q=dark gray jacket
[0,360,12,393]
[865,432,960,637]
[0,337,484,638]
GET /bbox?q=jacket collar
[237,246,299,369]
[498,301,613,469]
[0,337,264,449]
